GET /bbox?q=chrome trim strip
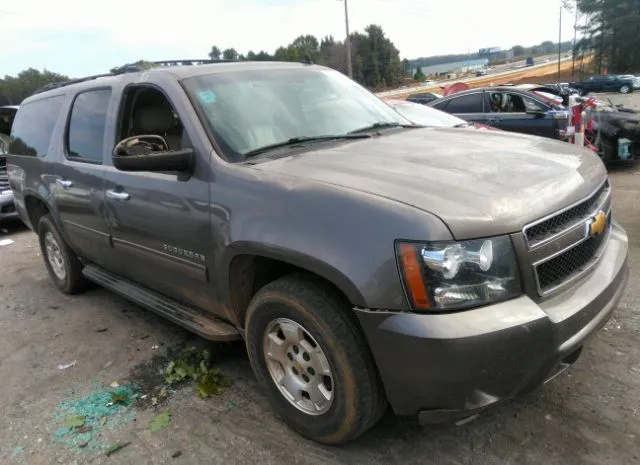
[523,178,609,249]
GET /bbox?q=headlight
[396,236,521,311]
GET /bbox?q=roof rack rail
[31,59,221,96]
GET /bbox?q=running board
[82,264,241,341]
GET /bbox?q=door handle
[106,190,130,201]
[56,179,73,188]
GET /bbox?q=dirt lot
[1,95,640,464]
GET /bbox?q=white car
[619,75,640,89]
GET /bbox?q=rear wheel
[38,214,87,294]
[245,274,386,445]
[620,84,631,94]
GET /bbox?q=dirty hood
[252,127,607,239]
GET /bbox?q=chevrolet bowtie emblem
[587,210,607,237]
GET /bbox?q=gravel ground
[1,94,639,464]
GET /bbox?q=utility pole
[558,4,562,79]
[343,0,353,79]
[572,5,578,81]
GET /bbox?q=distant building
[411,58,489,77]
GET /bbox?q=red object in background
[441,82,470,96]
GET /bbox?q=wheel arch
[222,242,367,329]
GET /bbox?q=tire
[245,274,386,445]
[579,88,587,97]
[37,214,87,294]
[620,85,631,94]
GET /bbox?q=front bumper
[355,222,629,423]
[0,189,18,221]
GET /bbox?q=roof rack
[30,59,223,96]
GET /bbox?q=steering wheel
[113,135,169,156]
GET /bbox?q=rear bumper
[356,223,629,423]
[0,189,18,221]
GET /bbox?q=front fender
[213,168,453,311]
[221,241,367,307]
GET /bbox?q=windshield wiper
[244,134,371,158]
[348,121,423,134]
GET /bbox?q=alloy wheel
[44,231,66,281]
[263,318,334,415]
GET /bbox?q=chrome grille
[536,220,610,293]
[523,179,612,296]
[524,180,610,247]
[0,157,7,191]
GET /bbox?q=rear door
[53,88,112,264]
[484,91,556,138]
[431,92,487,124]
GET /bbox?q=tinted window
[9,96,64,157]
[67,89,111,163]
[445,93,484,113]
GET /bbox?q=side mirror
[112,135,194,172]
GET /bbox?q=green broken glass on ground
[51,383,139,453]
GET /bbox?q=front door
[54,88,112,264]
[484,91,555,138]
[102,85,214,311]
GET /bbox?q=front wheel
[620,84,631,94]
[245,274,386,445]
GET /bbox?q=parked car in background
[619,75,640,89]
[406,92,442,105]
[428,86,570,139]
[0,105,19,222]
[385,99,498,131]
[570,75,635,95]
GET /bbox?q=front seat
[132,104,182,150]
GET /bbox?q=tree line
[207,24,404,90]
[577,0,640,73]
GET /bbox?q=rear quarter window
[9,95,65,157]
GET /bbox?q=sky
[1,0,580,78]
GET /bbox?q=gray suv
[6,61,629,445]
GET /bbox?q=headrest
[133,105,175,134]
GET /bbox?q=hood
[251,128,607,239]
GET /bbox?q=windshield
[391,102,467,127]
[183,67,410,161]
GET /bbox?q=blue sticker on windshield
[198,90,217,104]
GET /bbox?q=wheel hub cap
[263,318,334,415]
[44,232,66,280]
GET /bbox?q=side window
[445,93,484,113]
[519,94,547,112]
[117,87,184,152]
[67,89,112,163]
[9,96,65,157]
